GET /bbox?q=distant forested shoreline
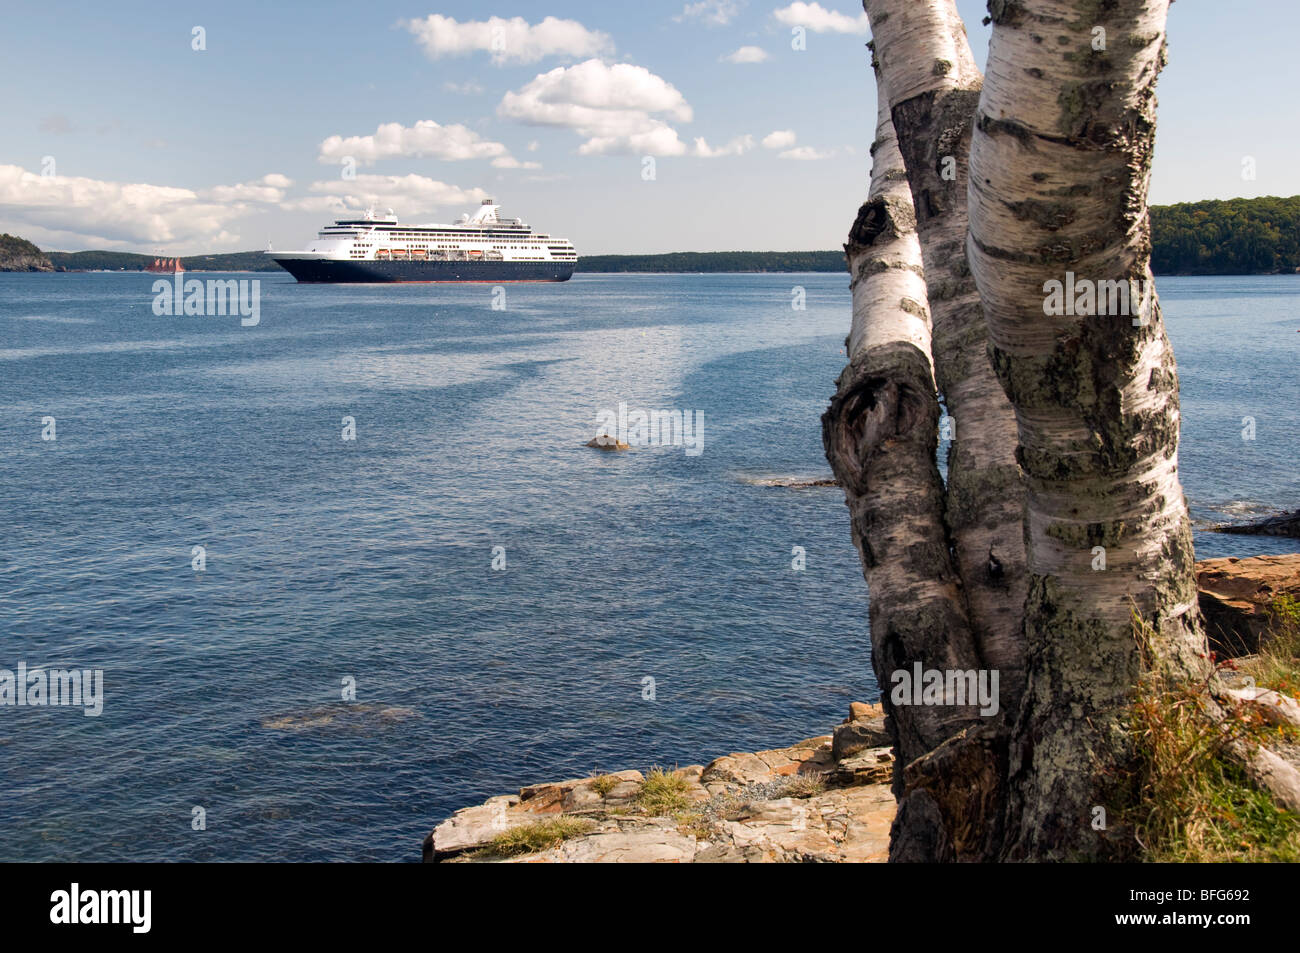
[1151,195,1300,275]
[43,249,286,272]
[24,194,1300,276]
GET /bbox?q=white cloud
[778,145,836,160]
[490,156,542,170]
[442,80,485,95]
[674,0,743,25]
[403,15,613,65]
[296,174,489,216]
[317,120,510,165]
[721,45,768,63]
[692,134,755,157]
[576,124,690,157]
[509,60,692,119]
[0,163,291,249]
[762,129,797,149]
[498,60,750,159]
[772,2,869,34]
[499,60,697,156]
[202,173,293,204]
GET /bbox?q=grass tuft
[476,817,594,858]
[778,774,827,799]
[636,767,693,816]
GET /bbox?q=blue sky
[2,0,1297,255]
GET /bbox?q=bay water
[0,271,1294,860]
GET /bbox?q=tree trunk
[824,69,983,793]
[863,0,1029,708]
[967,0,1207,860]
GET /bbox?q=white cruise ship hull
[271,253,574,283]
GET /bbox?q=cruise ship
[269,200,577,283]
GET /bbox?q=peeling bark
[892,722,1007,862]
[824,71,984,804]
[864,0,1029,709]
[967,0,1208,860]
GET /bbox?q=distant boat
[269,200,577,283]
[146,257,184,274]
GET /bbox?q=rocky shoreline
[424,702,897,863]
[424,554,1299,863]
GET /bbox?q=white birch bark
[824,70,984,799]
[863,0,1029,706]
[967,0,1207,860]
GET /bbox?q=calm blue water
[0,271,1295,861]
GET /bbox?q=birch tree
[863,0,1028,703]
[823,66,986,788]
[833,0,1027,861]
[965,0,1208,859]
[833,0,1300,862]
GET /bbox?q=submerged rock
[260,703,418,733]
[1214,509,1300,539]
[739,474,840,488]
[586,434,630,451]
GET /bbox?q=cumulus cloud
[295,174,489,216]
[498,60,751,158]
[0,163,296,249]
[317,120,510,165]
[498,60,697,156]
[490,156,542,170]
[762,129,797,149]
[721,45,768,63]
[674,0,744,25]
[691,134,755,157]
[772,2,869,34]
[403,15,613,65]
[202,173,294,204]
[778,145,836,160]
[508,60,692,119]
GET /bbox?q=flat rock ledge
[1197,554,1300,655]
[424,703,895,863]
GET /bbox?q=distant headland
[0,234,53,272]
